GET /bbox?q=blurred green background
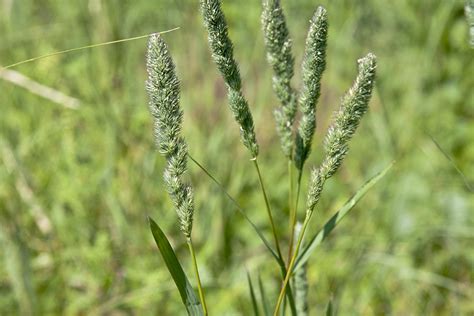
[1,0,473,315]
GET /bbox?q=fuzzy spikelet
[262,0,297,158]
[466,0,474,47]
[146,34,194,239]
[322,53,376,179]
[295,7,328,169]
[306,53,376,215]
[200,0,259,158]
[305,167,325,216]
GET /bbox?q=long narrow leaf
[326,298,333,316]
[294,162,394,270]
[258,273,271,316]
[247,271,260,316]
[429,135,473,192]
[149,217,203,316]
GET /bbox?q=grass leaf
[429,134,473,192]
[257,273,271,316]
[148,217,203,316]
[295,162,394,270]
[326,298,333,316]
[247,271,260,316]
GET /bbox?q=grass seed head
[322,53,377,179]
[200,0,259,158]
[146,34,195,239]
[295,6,328,169]
[262,0,297,158]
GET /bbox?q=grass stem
[287,168,303,263]
[187,239,208,316]
[253,158,283,261]
[274,212,312,316]
[190,154,297,315]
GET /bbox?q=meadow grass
[0,0,473,315]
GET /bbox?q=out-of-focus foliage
[0,0,472,315]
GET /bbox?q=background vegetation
[1,0,472,314]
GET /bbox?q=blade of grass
[148,217,203,316]
[4,27,180,69]
[258,273,270,316]
[325,298,333,316]
[0,68,81,109]
[429,134,473,192]
[294,161,394,270]
[247,271,260,316]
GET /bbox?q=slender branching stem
[187,239,208,316]
[190,154,297,314]
[287,159,295,257]
[253,158,283,261]
[287,168,303,262]
[274,212,312,316]
[188,154,282,261]
[288,160,294,231]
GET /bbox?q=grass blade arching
[258,273,271,316]
[294,162,394,271]
[148,217,203,316]
[247,272,260,316]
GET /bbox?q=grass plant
[146,1,388,314]
[1,0,472,315]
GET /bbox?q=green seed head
[322,53,377,179]
[262,0,297,158]
[305,53,376,216]
[146,34,194,239]
[295,6,328,169]
[306,167,325,216]
[146,33,183,157]
[200,0,259,158]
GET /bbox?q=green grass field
[1,0,473,314]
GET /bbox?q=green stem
[287,169,303,263]
[274,212,312,316]
[253,158,283,261]
[288,160,294,231]
[189,154,297,315]
[187,239,208,316]
[188,154,280,260]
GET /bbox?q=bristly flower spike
[306,53,377,216]
[274,54,377,315]
[146,33,194,239]
[200,0,259,158]
[295,7,328,170]
[262,0,297,158]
